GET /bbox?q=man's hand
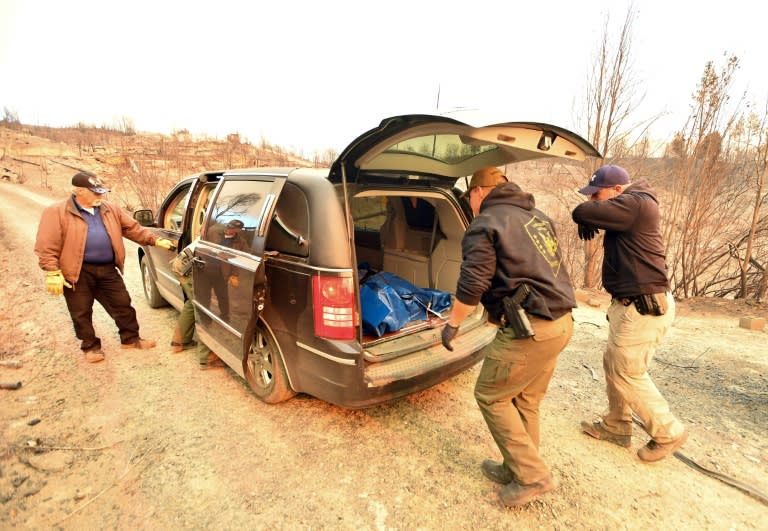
[578,225,600,241]
[228,275,239,288]
[155,238,175,250]
[45,270,72,296]
[441,323,459,351]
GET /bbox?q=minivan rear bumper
[364,321,497,387]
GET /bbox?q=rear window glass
[351,197,436,232]
[383,133,496,164]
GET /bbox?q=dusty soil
[1,178,767,529]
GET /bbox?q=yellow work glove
[45,270,72,296]
[155,238,175,250]
[228,275,239,288]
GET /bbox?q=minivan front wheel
[141,256,167,308]
[244,323,295,404]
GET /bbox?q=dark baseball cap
[578,165,630,196]
[72,171,111,194]
[226,219,244,229]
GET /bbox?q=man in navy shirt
[35,171,174,363]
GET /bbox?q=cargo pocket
[609,303,662,347]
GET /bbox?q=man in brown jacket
[34,171,174,363]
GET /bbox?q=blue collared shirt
[75,198,115,264]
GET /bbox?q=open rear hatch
[330,114,600,185]
[330,114,600,378]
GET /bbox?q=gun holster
[635,293,668,316]
[499,284,535,338]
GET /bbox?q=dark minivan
[134,114,599,407]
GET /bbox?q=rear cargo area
[349,190,492,355]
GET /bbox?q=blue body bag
[359,272,452,337]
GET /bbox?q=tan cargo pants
[474,312,573,484]
[601,292,685,443]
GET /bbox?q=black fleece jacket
[455,182,576,321]
[571,180,669,298]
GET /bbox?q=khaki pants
[601,293,684,443]
[474,312,573,484]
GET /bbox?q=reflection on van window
[203,180,272,247]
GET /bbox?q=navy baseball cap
[72,171,111,194]
[578,165,630,195]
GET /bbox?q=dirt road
[1,181,766,529]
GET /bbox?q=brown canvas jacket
[35,196,159,284]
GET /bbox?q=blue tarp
[360,271,452,337]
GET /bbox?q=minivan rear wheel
[244,322,295,404]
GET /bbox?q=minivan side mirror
[134,209,156,227]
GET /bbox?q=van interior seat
[430,239,462,292]
[381,197,432,287]
[378,196,466,293]
[429,200,466,294]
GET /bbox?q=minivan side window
[202,180,274,250]
[163,183,193,230]
[265,183,310,257]
[351,196,387,231]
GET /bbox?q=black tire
[244,322,295,404]
[140,256,168,308]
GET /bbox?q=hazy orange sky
[1,0,765,155]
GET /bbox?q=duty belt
[615,292,669,316]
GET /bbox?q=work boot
[638,431,689,462]
[498,474,557,507]
[84,349,105,363]
[580,420,631,448]
[481,460,517,485]
[199,353,225,370]
[170,340,198,353]
[121,338,157,350]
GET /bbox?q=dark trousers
[63,263,141,351]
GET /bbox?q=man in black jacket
[572,164,687,462]
[442,166,576,507]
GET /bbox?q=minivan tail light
[312,275,356,340]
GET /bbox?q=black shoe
[481,460,517,485]
[498,475,557,507]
